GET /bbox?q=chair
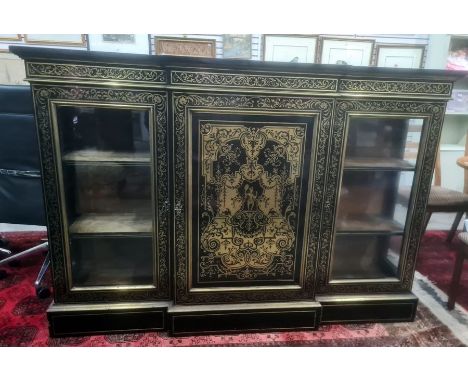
[0,84,50,298]
[448,231,468,310]
[420,148,468,242]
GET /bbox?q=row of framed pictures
[0,34,426,68]
[263,35,425,68]
[152,35,425,69]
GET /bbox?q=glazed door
[32,86,169,303]
[173,92,333,304]
[317,99,447,294]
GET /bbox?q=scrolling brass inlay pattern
[317,99,446,294]
[27,62,167,83]
[171,71,337,91]
[32,85,169,303]
[338,79,452,96]
[174,93,333,304]
[198,123,305,282]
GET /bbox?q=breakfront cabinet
[11,46,463,336]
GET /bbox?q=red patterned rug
[0,231,464,346]
[416,231,468,311]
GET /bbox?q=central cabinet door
[173,92,333,304]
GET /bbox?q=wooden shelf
[62,149,150,164]
[336,216,404,234]
[344,157,415,171]
[69,213,152,235]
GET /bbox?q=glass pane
[344,117,423,168]
[331,117,424,281]
[55,105,154,287]
[332,235,402,279]
[337,171,414,232]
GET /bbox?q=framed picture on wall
[376,45,425,68]
[446,35,468,71]
[24,34,87,47]
[223,34,251,59]
[155,37,216,58]
[263,35,317,63]
[0,34,22,41]
[88,34,150,54]
[320,38,374,66]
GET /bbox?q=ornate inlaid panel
[174,92,334,304]
[338,79,452,97]
[171,71,337,92]
[195,117,312,286]
[26,62,167,84]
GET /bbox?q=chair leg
[447,212,464,243]
[448,249,466,310]
[422,211,432,235]
[34,253,51,299]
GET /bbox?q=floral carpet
[0,231,464,346]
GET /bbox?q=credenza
[10,45,463,336]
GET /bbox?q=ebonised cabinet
[10,45,463,336]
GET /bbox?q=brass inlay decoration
[174,93,333,304]
[338,79,452,96]
[32,85,169,303]
[27,62,167,83]
[317,99,446,294]
[198,123,305,282]
[171,71,337,91]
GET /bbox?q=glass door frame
[50,100,158,293]
[30,84,170,304]
[316,98,447,295]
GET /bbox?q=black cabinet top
[10,45,465,82]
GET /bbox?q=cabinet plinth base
[46,294,418,337]
[316,293,418,324]
[47,301,171,337]
[168,301,322,336]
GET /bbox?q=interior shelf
[69,212,152,235]
[343,157,415,171]
[62,149,150,164]
[336,215,404,234]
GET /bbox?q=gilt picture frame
[263,34,318,63]
[154,37,216,58]
[320,37,374,66]
[376,44,425,69]
[24,34,87,47]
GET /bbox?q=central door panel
[173,92,333,304]
[190,113,314,288]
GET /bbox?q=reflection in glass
[331,117,424,281]
[55,105,154,287]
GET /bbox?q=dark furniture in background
[10,45,463,337]
[0,85,45,225]
[0,85,49,297]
